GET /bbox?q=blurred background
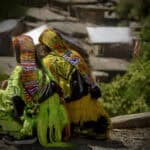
[0,0,150,117]
[0,1,150,150]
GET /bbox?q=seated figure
[36,28,111,140]
[0,35,70,147]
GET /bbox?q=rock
[26,7,66,21]
[48,21,94,37]
[111,112,150,129]
[0,57,16,74]
[0,140,17,150]
[0,19,25,36]
[89,56,129,71]
[0,19,25,56]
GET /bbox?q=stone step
[111,112,150,129]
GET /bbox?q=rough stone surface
[89,56,129,71]
[48,21,92,37]
[112,112,150,129]
[26,6,77,22]
[26,7,65,21]
[0,19,25,56]
[0,19,25,36]
[0,57,16,74]
[0,140,17,150]
[0,128,150,150]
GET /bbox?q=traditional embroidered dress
[0,35,69,147]
[39,29,111,138]
[42,53,76,98]
[39,29,95,87]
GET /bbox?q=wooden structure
[71,5,110,24]
[87,27,133,59]
[89,56,129,81]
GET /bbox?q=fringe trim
[65,94,110,125]
[37,94,69,147]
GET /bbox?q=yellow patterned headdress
[39,28,68,54]
[39,28,95,86]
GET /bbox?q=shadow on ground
[1,128,150,150]
[15,138,127,150]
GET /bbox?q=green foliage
[101,60,150,117]
[140,17,150,61]
[116,0,150,21]
[116,0,134,19]
[0,0,27,20]
[141,17,150,41]
[101,17,150,117]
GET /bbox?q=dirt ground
[0,128,150,150]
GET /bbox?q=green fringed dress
[0,65,69,147]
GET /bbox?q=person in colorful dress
[0,35,70,147]
[36,28,111,139]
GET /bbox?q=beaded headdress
[13,35,39,101]
[39,28,95,86]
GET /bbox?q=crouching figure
[0,35,70,147]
